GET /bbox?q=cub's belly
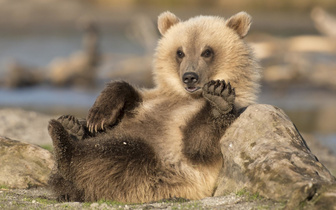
[107,98,206,164]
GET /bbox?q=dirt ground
[0,187,286,210]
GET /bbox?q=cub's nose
[182,72,199,85]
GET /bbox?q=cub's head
[153,11,261,108]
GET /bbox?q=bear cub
[48,11,261,203]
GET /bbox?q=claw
[101,119,105,130]
[207,80,216,91]
[218,81,226,94]
[221,87,229,97]
[208,81,216,93]
[215,80,221,88]
[227,82,232,94]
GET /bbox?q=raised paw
[48,119,73,178]
[86,81,142,133]
[202,80,235,114]
[57,115,88,140]
[86,101,124,133]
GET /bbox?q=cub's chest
[138,97,206,127]
[135,97,207,162]
[114,97,207,142]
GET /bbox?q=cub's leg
[183,80,237,164]
[48,119,83,201]
[48,170,84,202]
[48,119,74,177]
[48,115,90,177]
[202,80,238,130]
[87,81,142,132]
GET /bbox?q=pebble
[90,202,99,208]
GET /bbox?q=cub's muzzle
[182,72,201,93]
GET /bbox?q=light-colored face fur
[153,11,261,108]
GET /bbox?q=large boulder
[215,104,336,208]
[0,136,54,189]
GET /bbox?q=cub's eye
[176,50,185,59]
[201,48,213,58]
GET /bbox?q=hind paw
[57,115,89,140]
[202,80,235,114]
[48,119,73,177]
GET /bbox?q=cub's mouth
[185,86,201,93]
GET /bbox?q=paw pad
[57,115,86,140]
[202,80,235,114]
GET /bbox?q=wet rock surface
[215,104,336,208]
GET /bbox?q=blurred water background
[0,0,335,152]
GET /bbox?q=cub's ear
[226,12,252,38]
[158,11,180,35]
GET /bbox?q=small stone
[100,203,108,208]
[72,202,81,206]
[90,203,99,208]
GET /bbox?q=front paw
[87,102,124,133]
[202,80,235,114]
[86,81,142,133]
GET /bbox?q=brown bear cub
[48,11,261,203]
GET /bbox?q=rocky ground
[0,187,286,210]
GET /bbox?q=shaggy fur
[48,11,261,203]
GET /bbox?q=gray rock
[214,104,336,208]
[0,136,54,189]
